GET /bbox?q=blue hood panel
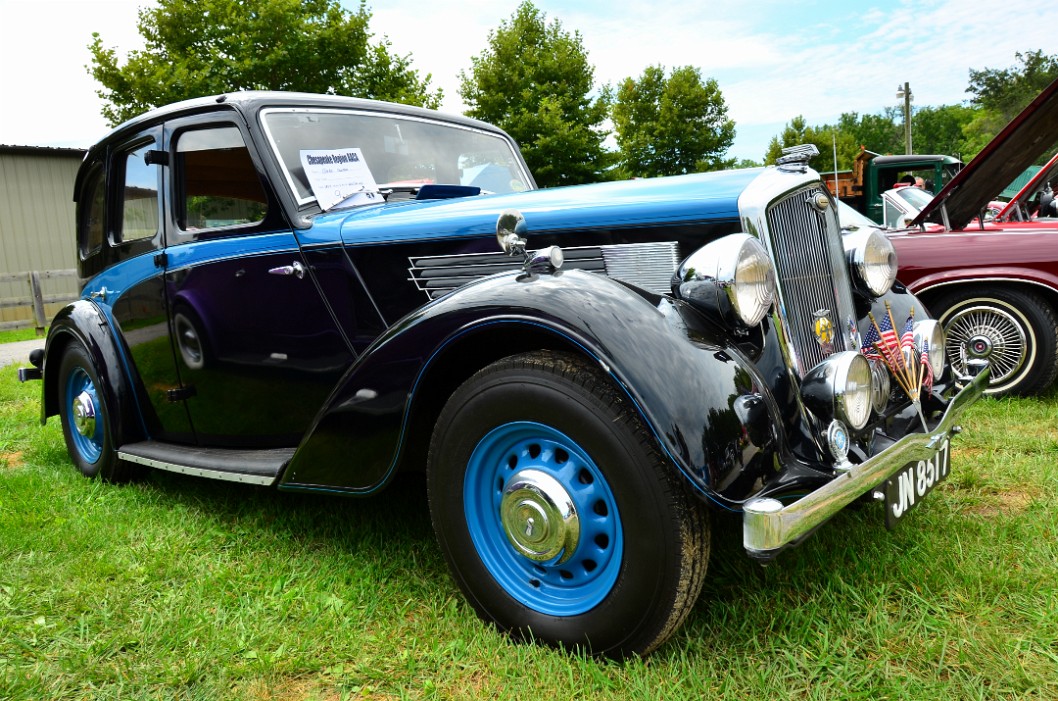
[306,168,762,247]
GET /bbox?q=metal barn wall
[0,146,85,327]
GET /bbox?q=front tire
[427,351,710,658]
[934,288,1058,396]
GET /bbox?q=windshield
[890,186,934,213]
[261,108,532,208]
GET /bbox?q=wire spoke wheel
[936,288,1058,396]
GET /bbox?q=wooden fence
[0,269,79,333]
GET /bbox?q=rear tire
[427,351,710,658]
[934,287,1058,396]
[57,343,135,481]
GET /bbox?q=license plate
[884,438,951,528]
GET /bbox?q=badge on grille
[813,309,834,354]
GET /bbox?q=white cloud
[1,0,1054,162]
[0,0,150,147]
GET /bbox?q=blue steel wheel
[57,343,123,480]
[464,421,623,616]
[428,351,711,659]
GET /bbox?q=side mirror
[496,209,527,258]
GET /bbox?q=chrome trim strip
[117,451,279,486]
[742,367,989,557]
[408,241,679,298]
[911,276,1058,297]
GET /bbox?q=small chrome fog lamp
[671,233,776,328]
[844,228,898,297]
[913,319,946,382]
[869,358,890,414]
[800,351,873,430]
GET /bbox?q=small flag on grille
[861,301,933,431]
[920,337,934,392]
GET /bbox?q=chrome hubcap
[72,391,96,437]
[966,334,993,360]
[500,469,579,564]
[944,302,1028,386]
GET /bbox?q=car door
[88,126,197,443]
[160,115,354,448]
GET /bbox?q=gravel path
[0,339,46,368]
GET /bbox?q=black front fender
[281,269,783,503]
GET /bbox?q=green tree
[967,50,1058,122]
[611,65,735,177]
[459,2,609,187]
[88,0,441,126]
[911,104,976,160]
[763,116,855,168]
[837,109,903,157]
[963,50,1058,160]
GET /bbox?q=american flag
[920,338,934,392]
[900,311,915,354]
[860,321,882,361]
[863,309,903,374]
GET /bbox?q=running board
[118,441,295,486]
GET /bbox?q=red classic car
[877,77,1058,396]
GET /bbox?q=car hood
[312,168,762,246]
[914,76,1058,230]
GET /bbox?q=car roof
[913,76,1058,230]
[86,91,510,155]
[871,154,962,167]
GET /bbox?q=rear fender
[282,269,783,504]
[40,300,145,445]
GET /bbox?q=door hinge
[154,252,168,267]
[166,386,197,402]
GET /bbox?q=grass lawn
[1,364,1056,700]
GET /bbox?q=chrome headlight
[844,228,897,297]
[913,319,946,381]
[672,233,776,328]
[800,351,873,430]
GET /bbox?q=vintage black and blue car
[20,92,988,658]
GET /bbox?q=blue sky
[1,0,1054,162]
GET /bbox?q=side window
[175,126,267,232]
[883,198,903,229]
[79,166,106,258]
[120,141,161,242]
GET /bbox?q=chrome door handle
[268,261,306,279]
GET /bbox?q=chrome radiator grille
[765,185,857,376]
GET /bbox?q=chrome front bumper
[742,366,990,560]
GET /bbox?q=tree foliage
[911,104,976,161]
[88,0,441,126]
[611,65,735,177]
[763,116,855,169]
[459,2,609,187]
[963,50,1058,159]
[766,104,980,171]
[967,50,1058,122]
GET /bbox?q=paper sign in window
[300,148,381,210]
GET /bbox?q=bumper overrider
[742,366,990,560]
